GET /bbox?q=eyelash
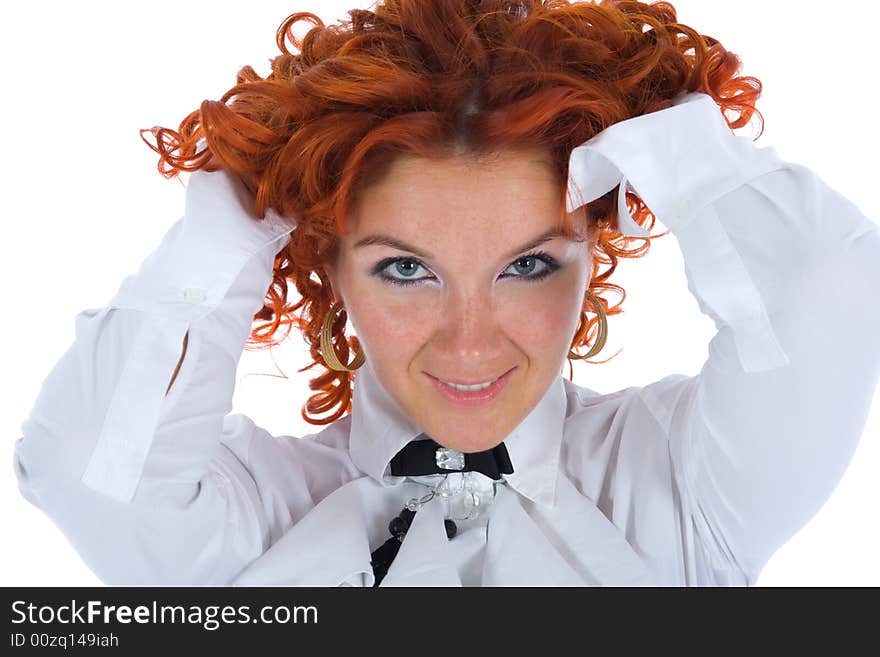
[370,250,561,288]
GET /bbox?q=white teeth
[439,378,497,392]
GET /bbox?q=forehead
[349,149,565,237]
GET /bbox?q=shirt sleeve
[566,92,880,583]
[12,167,297,584]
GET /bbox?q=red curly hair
[140,0,764,426]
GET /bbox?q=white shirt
[13,92,880,586]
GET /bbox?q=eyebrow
[352,227,569,260]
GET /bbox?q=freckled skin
[324,148,592,453]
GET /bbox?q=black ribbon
[389,437,514,480]
[370,436,514,586]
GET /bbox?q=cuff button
[182,287,207,304]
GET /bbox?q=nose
[432,287,506,367]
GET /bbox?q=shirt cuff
[80,167,296,503]
[565,92,792,373]
[107,168,295,322]
[566,91,786,235]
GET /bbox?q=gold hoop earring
[567,291,608,361]
[320,301,366,372]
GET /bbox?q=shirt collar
[349,358,567,508]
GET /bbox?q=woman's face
[324,148,592,453]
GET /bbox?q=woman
[13,0,880,586]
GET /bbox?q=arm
[13,168,296,584]
[567,92,880,582]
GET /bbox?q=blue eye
[371,250,561,287]
[374,258,433,287]
[501,251,558,281]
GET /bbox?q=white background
[2,0,877,586]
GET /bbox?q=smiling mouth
[424,367,516,407]
[437,378,497,391]
[426,368,513,389]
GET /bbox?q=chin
[439,435,503,454]
[407,380,531,452]
[422,415,512,453]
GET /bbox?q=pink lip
[425,367,516,408]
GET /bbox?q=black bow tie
[371,435,514,586]
[389,436,514,480]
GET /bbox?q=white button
[182,287,206,304]
[678,198,693,215]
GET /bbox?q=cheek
[498,262,588,352]
[501,281,581,353]
[343,284,434,361]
